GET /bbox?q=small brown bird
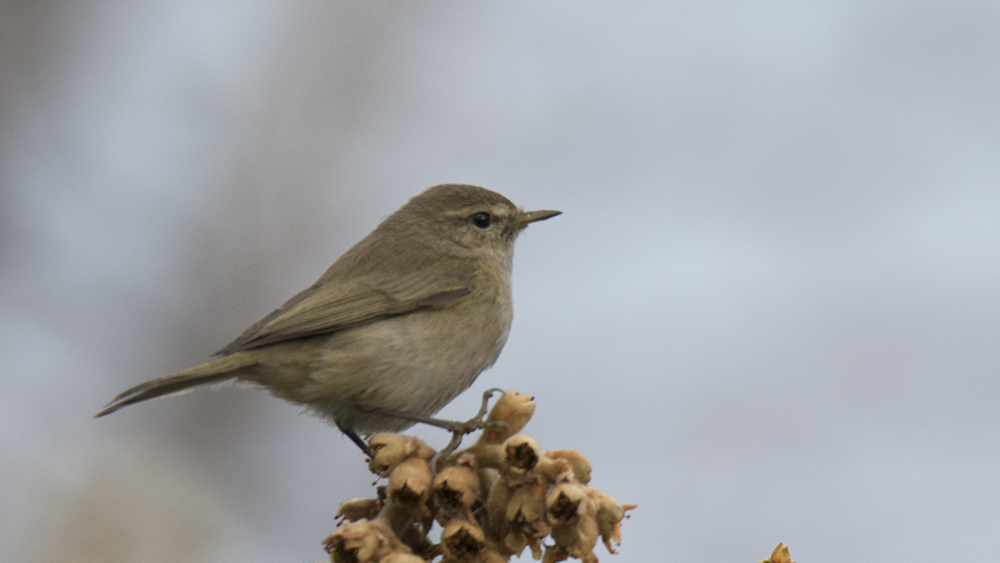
[96,184,559,452]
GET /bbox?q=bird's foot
[437,387,511,457]
[369,388,510,457]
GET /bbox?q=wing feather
[215,256,475,354]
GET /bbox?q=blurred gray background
[2,1,999,561]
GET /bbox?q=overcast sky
[2,2,999,562]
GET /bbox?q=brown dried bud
[388,457,433,506]
[506,479,547,528]
[377,500,433,556]
[336,498,382,524]
[588,488,636,554]
[433,454,481,524]
[440,520,486,562]
[545,481,590,525]
[322,518,409,563]
[368,434,435,477]
[549,516,598,563]
[485,477,513,544]
[500,434,541,484]
[504,478,550,559]
[544,449,592,485]
[544,479,599,563]
[479,390,536,445]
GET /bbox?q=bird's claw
[365,387,508,458]
[438,387,507,458]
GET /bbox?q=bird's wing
[215,257,476,354]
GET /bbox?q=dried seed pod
[433,454,481,525]
[502,435,540,471]
[485,476,514,545]
[479,390,536,445]
[588,488,636,554]
[368,434,435,477]
[378,500,434,557]
[440,520,486,562]
[500,434,541,485]
[439,519,507,563]
[336,497,382,524]
[545,481,590,526]
[322,518,409,563]
[504,478,550,559]
[506,479,547,527]
[388,457,433,506]
[324,523,380,563]
[544,449,592,485]
[545,479,599,563]
[549,516,598,563]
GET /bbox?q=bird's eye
[471,212,491,228]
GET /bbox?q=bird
[96,184,559,453]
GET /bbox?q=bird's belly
[300,305,511,432]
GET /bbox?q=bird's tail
[95,354,260,417]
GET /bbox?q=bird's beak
[517,209,561,227]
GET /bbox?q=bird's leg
[368,388,509,456]
[338,422,373,457]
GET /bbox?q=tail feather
[95,354,259,417]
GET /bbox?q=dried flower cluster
[323,390,635,563]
